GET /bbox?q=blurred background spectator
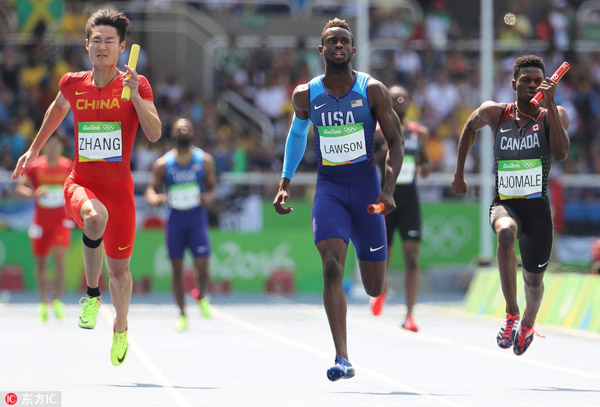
[0,0,597,241]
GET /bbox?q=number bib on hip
[168,183,201,210]
[498,159,543,200]
[396,154,416,184]
[38,185,64,208]
[318,123,367,166]
[78,122,122,162]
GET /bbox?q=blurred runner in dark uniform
[370,85,430,333]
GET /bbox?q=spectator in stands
[1,47,21,95]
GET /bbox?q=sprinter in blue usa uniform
[273,18,404,381]
[146,118,217,331]
[452,55,570,356]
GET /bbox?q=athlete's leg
[521,269,544,327]
[33,256,50,304]
[494,216,519,316]
[167,212,189,318]
[188,209,211,301]
[193,255,211,319]
[193,256,210,300]
[80,199,108,289]
[170,258,186,317]
[51,246,67,300]
[105,256,132,333]
[358,260,386,297]
[317,238,349,359]
[402,240,420,318]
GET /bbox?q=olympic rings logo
[103,124,116,131]
[344,126,358,133]
[522,161,536,168]
[421,215,473,258]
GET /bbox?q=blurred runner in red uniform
[16,132,73,323]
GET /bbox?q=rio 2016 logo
[5,393,17,405]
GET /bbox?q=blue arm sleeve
[281,114,311,180]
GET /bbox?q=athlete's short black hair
[513,55,545,79]
[86,9,130,43]
[321,18,354,46]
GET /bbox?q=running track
[1,292,598,407]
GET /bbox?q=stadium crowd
[0,0,598,211]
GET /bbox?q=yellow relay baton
[121,44,140,101]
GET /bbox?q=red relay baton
[367,203,386,214]
[529,61,570,108]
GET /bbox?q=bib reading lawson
[168,183,201,211]
[78,121,122,162]
[498,159,543,200]
[318,123,367,166]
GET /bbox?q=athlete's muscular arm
[273,84,310,215]
[201,152,218,207]
[12,92,70,179]
[369,80,403,215]
[417,125,431,178]
[537,77,570,161]
[125,66,162,143]
[451,101,503,196]
[145,156,167,206]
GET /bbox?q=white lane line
[294,302,600,383]
[99,307,193,407]
[211,306,466,407]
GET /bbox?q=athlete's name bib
[319,123,367,166]
[168,183,201,210]
[396,154,416,184]
[38,184,64,208]
[78,121,122,162]
[498,159,542,200]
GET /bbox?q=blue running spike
[327,356,355,381]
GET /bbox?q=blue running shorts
[312,174,387,262]
[166,207,211,259]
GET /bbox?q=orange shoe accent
[402,315,419,332]
[369,288,388,316]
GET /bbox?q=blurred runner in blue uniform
[146,118,217,330]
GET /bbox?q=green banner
[264,201,483,271]
[392,202,481,269]
[1,201,482,294]
[0,231,36,290]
